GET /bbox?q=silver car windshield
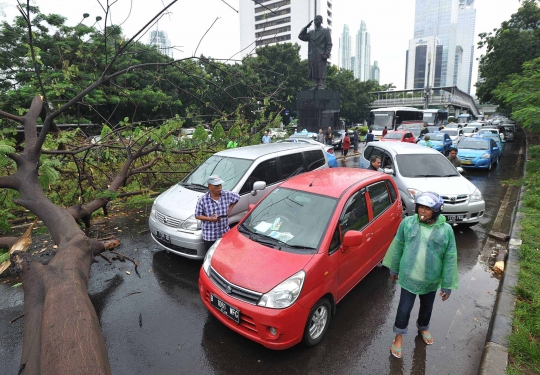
[240,188,337,252]
[180,156,252,191]
[396,154,459,177]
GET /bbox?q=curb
[477,129,527,375]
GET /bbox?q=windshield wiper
[283,244,316,250]
[181,182,208,190]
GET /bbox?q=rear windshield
[384,132,403,139]
[180,156,252,191]
[463,128,476,133]
[442,130,458,136]
[458,139,489,150]
[396,154,459,177]
[427,133,444,141]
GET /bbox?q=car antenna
[309,169,325,187]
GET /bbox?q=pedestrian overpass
[370,86,480,117]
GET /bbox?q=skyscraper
[149,30,173,58]
[355,21,371,81]
[238,0,333,60]
[456,0,476,93]
[412,0,459,88]
[405,36,443,89]
[371,61,380,82]
[339,25,352,70]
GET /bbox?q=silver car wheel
[308,305,328,339]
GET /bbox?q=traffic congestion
[147,107,516,354]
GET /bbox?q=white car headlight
[408,188,423,200]
[258,270,305,309]
[202,238,221,275]
[180,215,201,230]
[151,203,156,218]
[470,188,483,202]
[481,154,490,159]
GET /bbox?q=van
[149,143,329,259]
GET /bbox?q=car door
[366,181,397,265]
[334,188,373,300]
[239,158,280,206]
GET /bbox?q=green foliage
[476,0,540,108]
[507,145,540,373]
[357,126,369,136]
[211,123,226,141]
[228,124,242,139]
[192,125,208,142]
[0,250,8,263]
[493,57,540,131]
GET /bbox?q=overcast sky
[1,0,523,94]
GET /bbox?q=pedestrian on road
[325,126,334,146]
[383,192,458,359]
[316,128,325,143]
[382,126,388,137]
[419,135,433,148]
[367,155,382,171]
[352,127,360,153]
[420,124,429,136]
[447,147,462,168]
[364,129,375,144]
[195,175,240,251]
[342,132,351,162]
[226,139,237,148]
[261,131,272,144]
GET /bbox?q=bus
[422,109,448,126]
[369,107,423,137]
[457,114,473,124]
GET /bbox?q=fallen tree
[0,1,287,373]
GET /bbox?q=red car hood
[211,229,314,293]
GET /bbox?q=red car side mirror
[342,230,364,247]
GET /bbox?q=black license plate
[445,215,464,221]
[156,231,170,243]
[210,294,240,324]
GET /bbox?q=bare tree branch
[0,110,23,123]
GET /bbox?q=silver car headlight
[257,270,305,309]
[151,203,156,219]
[202,238,221,275]
[408,188,423,200]
[180,214,201,230]
[470,188,483,202]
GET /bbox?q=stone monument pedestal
[296,90,340,133]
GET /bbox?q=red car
[381,130,416,143]
[199,168,402,349]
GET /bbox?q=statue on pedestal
[298,15,333,90]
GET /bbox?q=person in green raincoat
[382,191,458,359]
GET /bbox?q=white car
[440,128,464,145]
[267,128,288,139]
[478,128,504,140]
[360,142,485,227]
[462,127,478,137]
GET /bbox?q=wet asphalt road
[0,129,525,375]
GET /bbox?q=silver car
[149,143,329,259]
[360,142,485,227]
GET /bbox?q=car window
[304,150,326,171]
[386,181,397,202]
[340,189,369,235]
[240,158,279,195]
[329,225,341,254]
[364,145,375,160]
[368,182,392,218]
[383,152,393,169]
[280,153,306,180]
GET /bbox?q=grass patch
[507,145,540,374]
[0,249,8,263]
